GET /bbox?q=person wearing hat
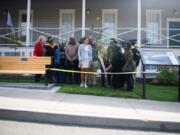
[106,38,119,87]
[46,37,55,57]
[45,36,56,83]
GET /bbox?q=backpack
[131,48,141,67]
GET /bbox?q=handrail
[0,27,180,48]
[0,27,180,30]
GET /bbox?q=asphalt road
[0,120,179,135]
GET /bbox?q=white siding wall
[0,0,180,45]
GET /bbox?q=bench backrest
[0,56,51,74]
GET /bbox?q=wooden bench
[0,56,51,85]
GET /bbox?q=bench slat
[0,70,45,74]
[0,56,51,75]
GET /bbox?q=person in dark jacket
[45,37,55,57]
[59,43,67,83]
[123,42,136,91]
[45,37,56,83]
[33,36,46,82]
[131,42,141,68]
[131,42,141,89]
[111,47,125,90]
[54,45,61,83]
[106,38,119,87]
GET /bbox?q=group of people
[33,36,140,91]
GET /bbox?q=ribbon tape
[47,68,158,75]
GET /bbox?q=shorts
[79,60,90,68]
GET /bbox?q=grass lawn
[58,83,178,102]
[0,75,178,102]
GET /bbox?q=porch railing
[0,27,180,48]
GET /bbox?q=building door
[60,9,75,42]
[167,18,180,47]
[102,9,118,45]
[19,10,33,44]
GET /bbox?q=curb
[0,109,180,133]
[0,83,55,90]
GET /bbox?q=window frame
[59,9,75,42]
[167,18,180,48]
[146,9,162,45]
[18,9,33,43]
[102,9,118,43]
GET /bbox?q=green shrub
[157,68,178,86]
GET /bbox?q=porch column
[82,0,86,37]
[137,0,141,47]
[26,0,31,46]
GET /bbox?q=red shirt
[33,42,43,56]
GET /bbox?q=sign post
[140,50,180,101]
[142,64,146,99]
[178,65,180,102]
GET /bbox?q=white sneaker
[80,82,84,87]
[84,83,88,88]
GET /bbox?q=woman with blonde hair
[33,36,46,82]
[97,45,107,87]
[33,36,46,57]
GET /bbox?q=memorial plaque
[140,50,179,66]
[21,58,28,62]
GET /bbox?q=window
[146,10,161,44]
[167,18,180,47]
[102,9,118,44]
[19,10,33,42]
[4,52,20,56]
[145,65,157,71]
[59,9,75,42]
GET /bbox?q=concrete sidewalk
[0,87,180,132]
